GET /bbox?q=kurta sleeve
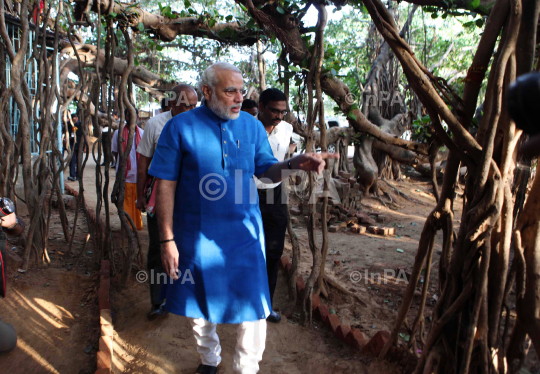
[148,119,182,181]
[254,121,278,177]
[136,120,155,158]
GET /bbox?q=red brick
[99,336,113,353]
[346,328,367,350]
[335,324,351,343]
[376,227,389,236]
[358,226,367,234]
[101,260,110,273]
[328,225,339,233]
[101,323,114,337]
[362,330,390,356]
[100,309,112,325]
[311,294,320,311]
[367,226,379,234]
[317,304,330,323]
[97,350,111,369]
[98,285,110,311]
[327,313,340,332]
[279,256,290,269]
[296,276,305,295]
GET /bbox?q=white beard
[208,98,241,120]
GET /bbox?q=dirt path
[0,149,456,373]
[111,266,400,374]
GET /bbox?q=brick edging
[63,186,113,373]
[96,260,114,373]
[279,256,418,372]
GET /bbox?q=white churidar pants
[189,317,267,374]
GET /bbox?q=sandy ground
[4,144,533,373]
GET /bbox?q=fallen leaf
[396,248,404,253]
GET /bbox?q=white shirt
[254,117,294,189]
[111,127,144,184]
[137,110,172,158]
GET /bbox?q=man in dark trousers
[253,88,294,323]
[136,84,198,320]
[68,113,82,181]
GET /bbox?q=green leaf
[347,112,357,121]
[226,15,234,22]
[477,5,489,13]
[134,57,139,66]
[138,22,144,32]
[470,0,480,8]
[396,248,404,253]
[475,18,484,27]
[288,65,301,72]
[431,13,438,19]
[208,18,217,28]
[276,6,285,14]
[183,0,191,8]
[109,12,117,18]
[156,45,163,51]
[422,115,431,124]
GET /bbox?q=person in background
[149,62,338,374]
[136,84,198,321]
[112,108,144,231]
[67,113,83,182]
[253,88,293,323]
[161,97,172,113]
[241,99,258,117]
[0,207,25,355]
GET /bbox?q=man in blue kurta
[149,62,338,374]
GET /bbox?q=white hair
[197,62,242,92]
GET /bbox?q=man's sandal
[195,364,219,374]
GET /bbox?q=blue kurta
[149,105,278,324]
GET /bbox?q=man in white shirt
[111,109,144,231]
[136,84,198,320]
[254,88,294,323]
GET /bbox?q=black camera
[507,72,540,136]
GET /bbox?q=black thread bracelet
[160,238,175,244]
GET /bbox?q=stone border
[96,260,113,373]
[63,185,114,373]
[280,256,418,372]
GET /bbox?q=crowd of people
[3,62,336,373]
[110,62,336,374]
